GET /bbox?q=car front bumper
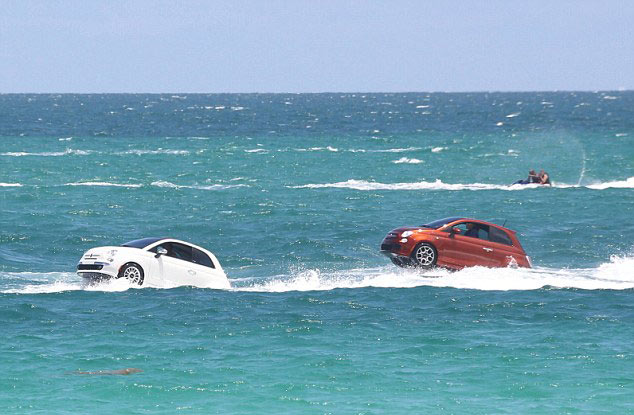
[380,250,415,266]
[77,262,118,280]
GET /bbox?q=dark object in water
[70,368,143,376]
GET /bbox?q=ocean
[1,92,633,413]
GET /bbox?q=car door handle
[188,270,196,275]
[483,247,493,252]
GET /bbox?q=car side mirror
[449,227,460,238]
[155,247,168,258]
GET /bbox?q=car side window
[192,248,215,268]
[489,227,513,246]
[455,223,489,240]
[168,243,193,262]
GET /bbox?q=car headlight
[401,231,413,237]
[107,249,118,262]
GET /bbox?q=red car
[380,217,532,270]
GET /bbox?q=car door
[443,222,498,268]
[189,247,222,285]
[152,242,198,285]
[485,226,522,267]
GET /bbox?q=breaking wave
[59,181,247,190]
[235,254,634,292]
[392,157,423,164]
[150,181,248,190]
[290,177,634,191]
[116,149,190,156]
[0,272,133,294]
[3,254,633,294]
[66,182,143,188]
[0,149,91,157]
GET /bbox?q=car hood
[388,226,435,235]
[79,246,137,262]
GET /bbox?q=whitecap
[233,253,634,292]
[0,182,22,187]
[150,181,247,190]
[66,182,143,188]
[392,157,423,164]
[1,149,91,157]
[150,180,180,188]
[431,147,446,153]
[290,179,551,191]
[372,147,422,153]
[585,177,634,190]
[505,112,521,118]
[118,149,190,156]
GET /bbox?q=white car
[76,237,230,289]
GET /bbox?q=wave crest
[235,254,634,293]
[290,177,634,191]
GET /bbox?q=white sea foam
[585,177,634,189]
[0,272,141,294]
[0,182,22,187]
[293,147,421,154]
[290,177,634,191]
[150,181,247,190]
[4,254,633,294]
[290,179,536,191]
[1,149,91,157]
[118,149,190,156]
[505,112,521,118]
[244,149,268,153]
[392,157,423,164]
[0,271,217,293]
[235,254,634,293]
[431,146,446,153]
[66,182,143,188]
[372,147,422,153]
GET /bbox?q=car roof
[121,237,169,248]
[122,237,218,253]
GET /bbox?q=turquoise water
[1,92,633,413]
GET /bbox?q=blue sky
[1,1,632,93]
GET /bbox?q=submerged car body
[380,217,531,270]
[77,237,230,289]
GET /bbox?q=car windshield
[122,237,163,249]
[420,217,463,229]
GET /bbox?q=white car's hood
[79,246,136,262]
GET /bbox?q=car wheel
[411,243,437,268]
[118,263,144,286]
